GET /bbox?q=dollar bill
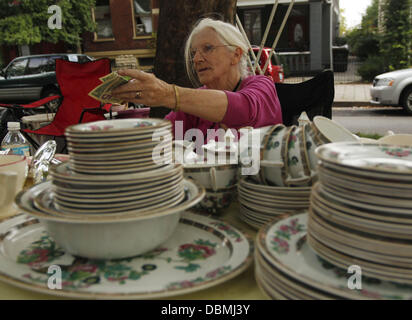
[89,72,131,103]
[99,72,131,83]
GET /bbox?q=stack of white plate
[48,163,184,215]
[308,141,412,284]
[37,118,185,216]
[65,118,173,175]
[238,177,311,229]
[255,212,412,300]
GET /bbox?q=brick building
[83,0,159,72]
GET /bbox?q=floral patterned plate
[0,212,252,299]
[257,213,412,300]
[315,142,412,175]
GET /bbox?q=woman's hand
[111,69,175,107]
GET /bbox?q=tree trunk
[151,0,237,118]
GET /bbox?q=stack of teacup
[238,113,332,229]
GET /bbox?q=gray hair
[184,18,251,87]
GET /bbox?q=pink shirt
[165,75,282,142]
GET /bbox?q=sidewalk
[285,77,372,107]
[333,83,371,107]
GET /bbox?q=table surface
[0,201,268,300]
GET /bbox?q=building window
[244,10,262,45]
[132,0,152,37]
[94,0,114,40]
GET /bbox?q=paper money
[99,72,131,83]
[89,72,132,103]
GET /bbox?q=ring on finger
[135,91,142,99]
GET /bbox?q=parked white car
[370,68,412,113]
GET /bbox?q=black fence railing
[282,55,362,84]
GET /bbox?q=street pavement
[330,83,412,135]
[333,83,372,107]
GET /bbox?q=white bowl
[15,179,205,260]
[44,212,180,260]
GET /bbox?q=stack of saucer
[47,163,184,215]
[65,118,172,175]
[308,142,412,284]
[238,177,311,229]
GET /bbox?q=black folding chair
[275,70,334,126]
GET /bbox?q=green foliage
[380,0,412,70]
[0,0,97,46]
[338,8,349,35]
[360,0,379,32]
[345,0,380,59]
[334,37,347,47]
[347,30,381,61]
[355,132,383,140]
[346,0,411,80]
[0,14,41,45]
[357,55,387,81]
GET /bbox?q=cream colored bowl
[0,155,27,190]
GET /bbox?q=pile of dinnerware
[0,210,251,299]
[14,118,206,260]
[255,212,412,300]
[183,162,238,214]
[238,177,311,229]
[253,118,320,188]
[308,141,412,284]
[254,115,358,188]
[65,118,173,175]
[252,123,317,187]
[176,134,239,214]
[49,163,185,215]
[235,114,336,229]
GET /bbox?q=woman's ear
[232,47,243,65]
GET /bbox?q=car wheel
[42,88,62,113]
[401,86,412,114]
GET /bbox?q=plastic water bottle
[1,122,31,156]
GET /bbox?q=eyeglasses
[190,44,234,60]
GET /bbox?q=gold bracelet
[173,84,180,112]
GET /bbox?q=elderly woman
[112,18,282,141]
